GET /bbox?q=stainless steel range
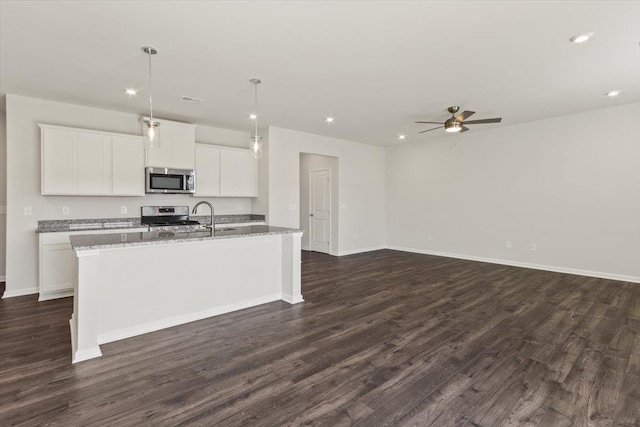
[141,206,206,233]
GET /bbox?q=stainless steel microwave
[145,167,196,194]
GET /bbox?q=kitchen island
[69,225,303,363]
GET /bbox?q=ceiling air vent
[181,96,205,104]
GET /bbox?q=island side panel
[72,250,103,363]
[92,234,283,346]
[281,232,304,304]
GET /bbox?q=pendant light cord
[253,81,258,137]
[148,51,154,121]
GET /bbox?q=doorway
[309,169,331,253]
[299,153,338,255]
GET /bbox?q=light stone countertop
[69,225,302,252]
[37,214,266,233]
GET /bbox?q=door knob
[310,213,314,217]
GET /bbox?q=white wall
[263,126,386,255]
[4,94,254,297]
[299,153,339,252]
[0,112,6,280]
[386,103,640,281]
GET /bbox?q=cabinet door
[236,150,258,197]
[42,128,75,194]
[112,136,145,195]
[219,149,258,197]
[195,144,221,196]
[220,149,241,196]
[170,123,196,169]
[76,132,110,194]
[40,243,74,293]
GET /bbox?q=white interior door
[309,169,331,254]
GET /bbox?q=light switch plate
[121,206,128,214]
[288,204,297,211]
[24,206,32,216]
[62,206,70,215]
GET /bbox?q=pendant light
[249,78,263,159]
[141,46,160,149]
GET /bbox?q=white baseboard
[281,292,304,304]
[0,275,5,281]
[387,245,640,284]
[301,245,309,251]
[336,245,386,256]
[97,293,283,345]
[39,289,73,301]
[2,286,39,298]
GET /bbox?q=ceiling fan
[416,106,502,134]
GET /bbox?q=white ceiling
[1,1,638,146]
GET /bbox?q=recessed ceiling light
[124,88,137,95]
[326,117,335,123]
[605,90,621,97]
[569,32,594,43]
[398,135,406,140]
[249,114,257,120]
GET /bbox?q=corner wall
[386,103,640,282]
[4,94,253,297]
[0,112,6,280]
[264,126,386,255]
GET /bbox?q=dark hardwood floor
[1,250,639,426]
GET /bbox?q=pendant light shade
[249,78,262,159]
[142,46,160,149]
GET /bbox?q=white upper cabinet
[76,133,110,195]
[220,148,258,197]
[41,127,75,194]
[144,119,196,170]
[195,144,221,197]
[40,124,145,196]
[194,144,258,198]
[112,136,145,196]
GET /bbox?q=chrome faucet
[192,201,214,230]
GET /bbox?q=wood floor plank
[0,252,639,426]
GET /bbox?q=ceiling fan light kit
[416,105,502,135]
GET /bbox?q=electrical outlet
[121,206,127,214]
[530,243,537,251]
[236,204,242,212]
[62,206,70,215]
[354,234,359,240]
[23,206,32,216]
[427,234,433,241]
[506,241,512,249]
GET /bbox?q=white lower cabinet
[39,228,147,301]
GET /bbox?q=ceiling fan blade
[460,126,470,132]
[462,118,502,124]
[456,111,475,121]
[414,121,445,124]
[418,126,444,134]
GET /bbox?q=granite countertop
[37,214,266,233]
[69,225,302,252]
